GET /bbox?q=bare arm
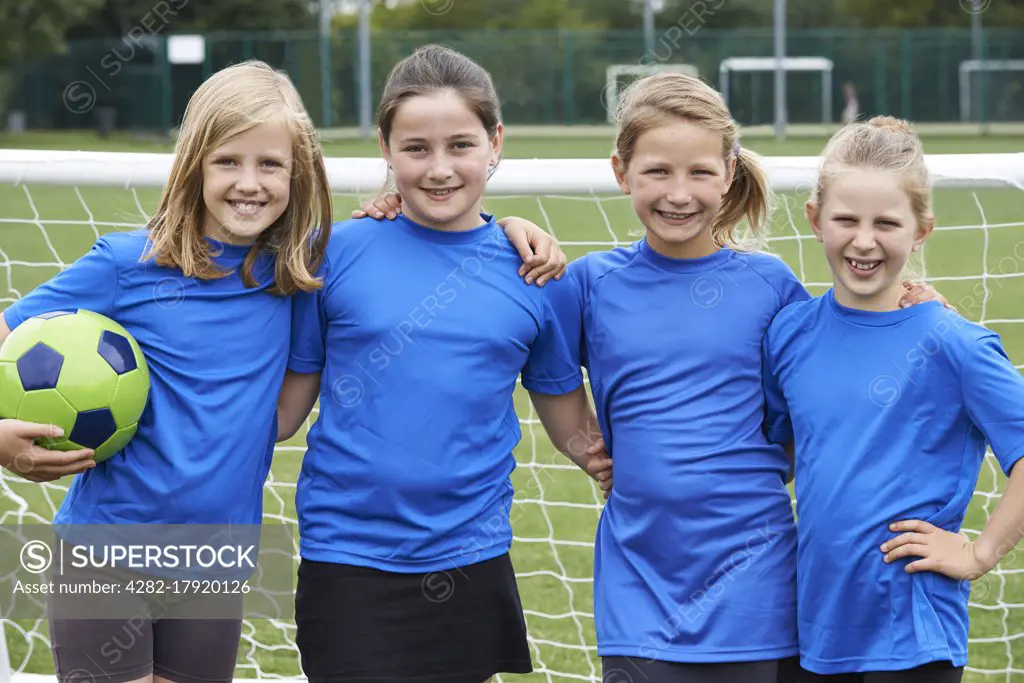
[277,370,321,442]
[0,312,10,344]
[528,386,602,476]
[970,462,1024,574]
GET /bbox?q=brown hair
[144,60,331,296]
[376,44,501,145]
[811,115,932,229]
[614,72,772,249]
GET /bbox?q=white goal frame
[2,149,1023,194]
[1,149,1024,683]
[719,56,834,124]
[959,59,1024,122]
[604,63,699,123]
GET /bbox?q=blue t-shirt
[288,215,581,573]
[526,239,808,662]
[762,289,1024,674]
[3,230,290,526]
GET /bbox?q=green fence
[8,28,1024,132]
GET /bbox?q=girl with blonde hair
[764,116,1024,683]
[0,59,332,683]
[535,70,806,683]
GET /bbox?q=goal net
[1,149,1024,682]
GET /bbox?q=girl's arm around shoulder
[495,217,566,286]
[350,192,567,286]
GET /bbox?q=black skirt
[295,553,533,683]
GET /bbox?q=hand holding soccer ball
[0,419,95,482]
[0,310,150,467]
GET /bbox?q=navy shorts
[602,655,802,683]
[798,660,963,683]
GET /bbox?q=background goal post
[603,64,700,124]
[960,60,1024,123]
[719,57,834,125]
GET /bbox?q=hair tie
[732,141,741,157]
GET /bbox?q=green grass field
[1,131,1024,681]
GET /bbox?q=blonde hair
[812,115,932,229]
[614,72,772,249]
[144,60,331,296]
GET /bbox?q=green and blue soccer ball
[0,310,150,463]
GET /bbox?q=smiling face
[612,119,733,260]
[809,167,934,311]
[201,119,294,245]
[380,89,502,233]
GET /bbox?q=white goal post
[604,63,699,123]
[719,56,834,124]
[959,59,1024,122]
[1,149,1022,193]
[1,149,1024,683]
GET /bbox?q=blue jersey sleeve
[963,334,1024,475]
[761,332,794,445]
[3,237,118,330]
[288,260,329,375]
[776,259,811,311]
[521,267,585,395]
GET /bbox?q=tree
[66,0,317,40]
[836,0,1024,28]
[360,0,604,31]
[0,0,104,67]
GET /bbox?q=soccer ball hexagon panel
[0,310,150,463]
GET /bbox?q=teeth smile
[427,188,457,196]
[658,210,696,220]
[229,201,266,213]
[847,258,881,271]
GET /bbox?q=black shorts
[49,616,242,683]
[46,561,243,683]
[798,660,963,683]
[295,553,533,683]
[603,655,802,683]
